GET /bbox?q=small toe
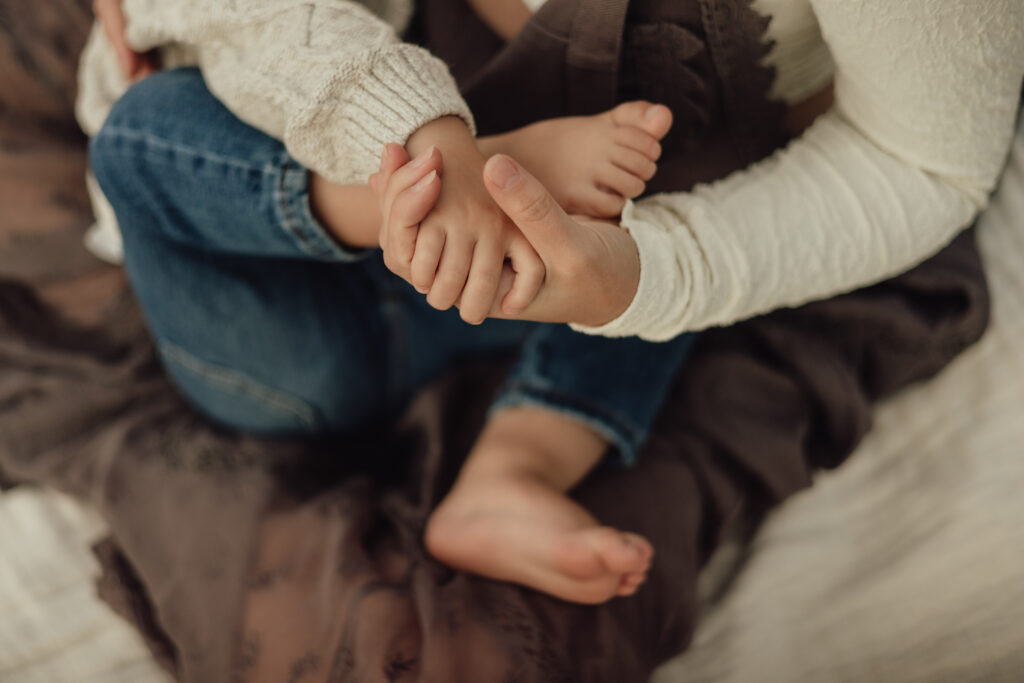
[613,125,663,161]
[588,527,651,575]
[611,146,658,181]
[584,188,627,218]
[597,164,647,199]
[616,571,648,596]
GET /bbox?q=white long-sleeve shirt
[77,0,1024,341]
[574,0,1024,339]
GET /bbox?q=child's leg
[310,101,673,251]
[90,67,530,434]
[427,326,697,604]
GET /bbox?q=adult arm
[573,0,1024,341]
[80,0,474,185]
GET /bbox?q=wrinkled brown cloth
[0,0,989,681]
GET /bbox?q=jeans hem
[487,386,644,467]
[277,158,372,263]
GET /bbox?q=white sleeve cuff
[569,200,696,341]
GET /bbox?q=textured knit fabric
[575,0,1024,339]
[76,0,474,186]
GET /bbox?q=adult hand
[373,118,546,324]
[481,155,641,327]
[93,0,158,81]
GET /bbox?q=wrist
[407,116,478,158]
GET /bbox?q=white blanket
[3,116,1023,682]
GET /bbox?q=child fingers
[611,147,658,181]
[458,240,505,324]
[501,239,545,315]
[612,126,662,161]
[410,226,445,293]
[596,165,646,199]
[426,237,473,311]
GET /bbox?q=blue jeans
[89,68,695,465]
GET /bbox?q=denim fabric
[90,68,695,464]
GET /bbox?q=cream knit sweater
[77,0,1024,341]
[77,0,473,186]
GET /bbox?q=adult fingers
[482,155,575,258]
[501,237,545,316]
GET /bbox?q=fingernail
[410,146,435,169]
[645,105,662,121]
[412,169,437,192]
[486,156,519,190]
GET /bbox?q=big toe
[610,101,674,140]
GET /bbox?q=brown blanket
[0,0,989,681]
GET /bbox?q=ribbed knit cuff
[338,44,475,178]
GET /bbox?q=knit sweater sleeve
[572,0,1024,341]
[104,0,473,185]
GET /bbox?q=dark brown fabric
[416,0,787,192]
[0,0,990,682]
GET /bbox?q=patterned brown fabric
[0,0,989,681]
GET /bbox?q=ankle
[461,406,609,491]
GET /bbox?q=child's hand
[373,119,545,324]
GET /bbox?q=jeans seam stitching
[159,341,318,427]
[99,126,274,175]
[277,157,327,257]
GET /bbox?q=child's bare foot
[425,406,654,604]
[479,101,673,218]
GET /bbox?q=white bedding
[2,116,1023,682]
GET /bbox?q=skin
[92,0,732,604]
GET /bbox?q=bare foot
[479,101,673,218]
[425,407,654,604]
